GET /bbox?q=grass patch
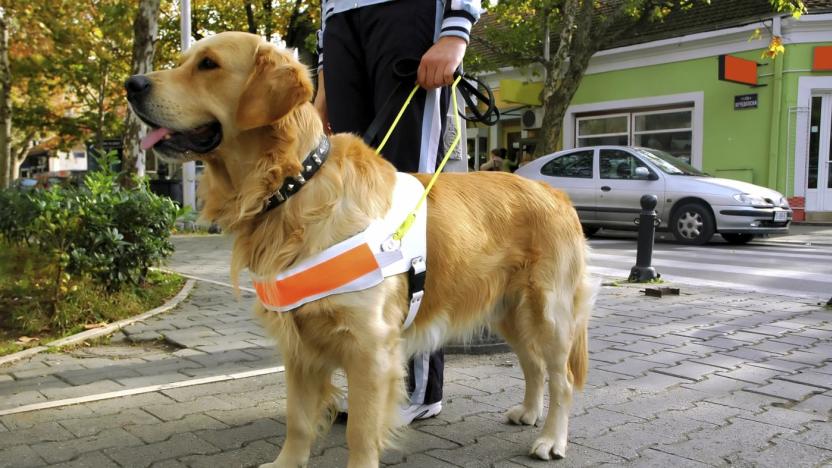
[0,244,184,357]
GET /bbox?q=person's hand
[417,36,467,90]
[314,70,332,134]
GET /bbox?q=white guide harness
[252,172,427,329]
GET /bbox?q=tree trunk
[244,1,257,34]
[97,65,107,154]
[262,1,273,42]
[537,0,598,156]
[10,140,32,182]
[284,0,303,46]
[122,0,161,186]
[0,8,11,188]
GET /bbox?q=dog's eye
[198,57,219,70]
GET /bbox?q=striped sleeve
[440,0,483,43]
[317,0,330,70]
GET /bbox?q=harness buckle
[410,290,424,306]
[410,256,426,275]
[381,235,401,252]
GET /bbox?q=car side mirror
[634,167,651,179]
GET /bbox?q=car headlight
[732,193,771,206]
[779,197,790,208]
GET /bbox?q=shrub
[0,152,181,295]
[0,242,184,337]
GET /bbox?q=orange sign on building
[813,46,832,71]
[718,55,758,86]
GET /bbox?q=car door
[538,149,598,224]
[597,148,665,227]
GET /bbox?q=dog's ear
[235,44,313,131]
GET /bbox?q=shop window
[574,107,693,164]
[576,114,628,147]
[146,151,158,173]
[808,96,821,189]
[633,109,693,164]
[540,150,594,178]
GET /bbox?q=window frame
[576,113,630,148]
[632,108,694,136]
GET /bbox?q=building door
[807,94,832,211]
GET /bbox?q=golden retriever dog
[126,31,594,468]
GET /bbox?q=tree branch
[470,35,546,67]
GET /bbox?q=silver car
[515,146,793,245]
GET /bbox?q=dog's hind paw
[530,437,566,461]
[506,404,541,426]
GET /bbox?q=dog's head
[125,31,314,163]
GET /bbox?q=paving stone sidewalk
[1,235,830,467]
[0,236,271,412]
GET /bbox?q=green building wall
[570,42,832,195]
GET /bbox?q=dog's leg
[497,310,546,426]
[529,291,575,461]
[263,359,333,468]
[342,343,403,468]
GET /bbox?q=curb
[756,239,832,247]
[0,279,196,368]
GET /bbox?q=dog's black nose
[125,75,152,98]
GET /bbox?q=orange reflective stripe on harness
[253,243,380,309]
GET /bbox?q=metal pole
[629,194,660,282]
[180,0,196,210]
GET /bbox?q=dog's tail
[568,274,598,390]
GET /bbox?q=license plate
[773,211,788,222]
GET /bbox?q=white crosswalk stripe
[588,238,832,298]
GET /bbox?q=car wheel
[722,233,754,245]
[582,226,600,237]
[671,203,714,245]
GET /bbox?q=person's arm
[417,0,484,90]
[314,1,330,133]
[314,70,330,134]
[439,0,482,44]
[317,0,326,72]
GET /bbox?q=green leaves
[0,155,178,294]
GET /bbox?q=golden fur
[133,32,594,468]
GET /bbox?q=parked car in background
[515,146,792,245]
[13,178,38,191]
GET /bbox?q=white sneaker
[399,401,442,426]
[334,397,442,426]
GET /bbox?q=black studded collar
[262,136,330,213]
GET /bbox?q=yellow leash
[375,76,463,242]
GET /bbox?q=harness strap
[404,257,426,329]
[253,173,427,329]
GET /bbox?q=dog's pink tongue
[141,127,171,150]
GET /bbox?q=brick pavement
[0,236,830,467]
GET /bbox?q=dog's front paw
[506,404,542,426]
[530,437,566,460]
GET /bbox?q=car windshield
[634,148,707,176]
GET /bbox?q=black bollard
[629,194,660,282]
